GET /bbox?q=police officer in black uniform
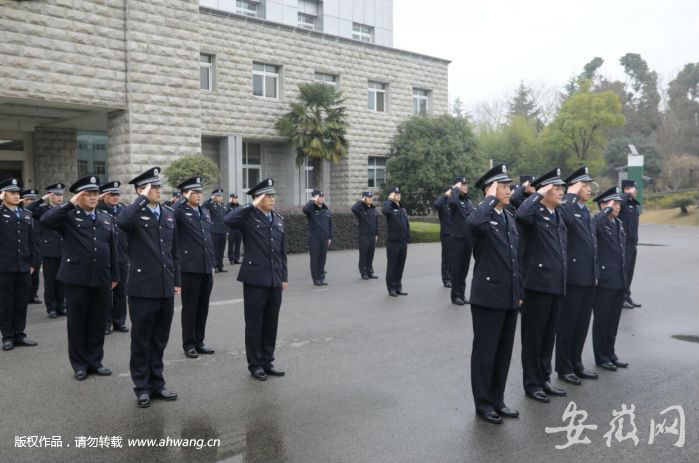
[0,178,39,351]
[468,164,522,425]
[164,189,181,208]
[20,189,42,305]
[592,186,629,371]
[224,178,287,381]
[98,180,130,335]
[204,188,228,273]
[117,167,180,408]
[174,176,216,359]
[619,179,641,309]
[26,183,66,318]
[226,193,242,264]
[433,184,454,288]
[303,189,333,286]
[509,175,536,210]
[41,176,119,380]
[515,167,568,403]
[383,187,409,297]
[556,166,600,385]
[351,192,379,280]
[448,176,474,305]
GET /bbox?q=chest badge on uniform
[489,220,498,226]
[542,216,550,221]
[140,216,150,220]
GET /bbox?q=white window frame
[242,142,262,193]
[413,88,430,115]
[200,54,213,91]
[367,156,386,188]
[252,63,280,99]
[314,72,338,87]
[352,23,374,43]
[236,0,258,17]
[368,81,387,112]
[298,12,316,30]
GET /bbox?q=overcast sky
[393,0,699,110]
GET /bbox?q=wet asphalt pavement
[1,224,697,463]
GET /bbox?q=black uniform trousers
[43,256,65,313]
[106,263,129,329]
[358,235,376,277]
[0,272,31,343]
[64,283,110,372]
[556,285,595,375]
[30,266,40,299]
[213,233,226,270]
[439,234,452,285]
[592,288,625,365]
[181,272,213,350]
[624,243,637,300]
[471,305,518,414]
[228,229,242,263]
[521,289,563,394]
[128,296,174,395]
[450,238,472,301]
[243,284,282,371]
[308,237,328,282]
[385,240,408,293]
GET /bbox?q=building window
[413,88,430,115]
[242,142,262,191]
[298,13,316,30]
[368,81,387,112]
[368,156,386,188]
[200,54,214,91]
[236,0,258,17]
[253,62,279,99]
[353,23,374,43]
[0,139,24,151]
[77,131,108,179]
[314,72,337,86]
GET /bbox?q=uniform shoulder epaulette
[505,209,514,217]
[275,211,285,221]
[162,204,174,212]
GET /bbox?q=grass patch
[640,206,698,227]
[410,221,441,243]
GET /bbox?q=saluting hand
[252,193,265,208]
[567,182,583,196]
[538,183,553,195]
[42,192,53,201]
[603,199,615,209]
[0,191,5,202]
[70,191,84,205]
[98,192,108,201]
[486,181,498,198]
[183,191,192,200]
[141,183,152,199]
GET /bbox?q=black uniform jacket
[302,201,333,240]
[351,201,379,237]
[448,188,474,241]
[174,203,215,274]
[382,200,410,242]
[433,194,452,236]
[203,199,228,236]
[595,207,627,290]
[26,199,63,258]
[559,193,598,287]
[0,204,38,273]
[97,202,129,265]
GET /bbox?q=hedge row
[644,191,699,209]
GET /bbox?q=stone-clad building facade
[0,0,449,207]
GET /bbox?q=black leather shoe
[15,338,37,347]
[389,291,398,297]
[233,260,241,265]
[263,366,285,376]
[396,291,408,296]
[478,410,502,424]
[368,274,379,279]
[313,280,323,286]
[543,382,566,396]
[361,274,370,280]
[526,390,550,403]
[612,360,628,368]
[185,348,198,359]
[218,268,228,273]
[3,340,14,351]
[576,369,599,379]
[114,325,129,333]
[94,366,112,376]
[214,269,221,273]
[452,298,466,305]
[153,388,178,401]
[464,298,470,304]
[57,309,67,316]
[558,373,582,385]
[631,300,641,308]
[622,301,634,309]
[137,393,151,408]
[444,281,452,288]
[196,345,215,354]
[320,280,328,285]
[74,369,88,381]
[29,297,42,304]
[48,311,57,319]
[104,328,112,335]
[250,368,268,381]
[598,361,617,371]
[496,407,520,418]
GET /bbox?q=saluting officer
[592,187,629,371]
[448,176,474,305]
[174,176,216,359]
[224,178,288,381]
[383,187,410,297]
[20,189,42,305]
[619,179,641,309]
[204,188,228,273]
[98,181,130,335]
[117,167,180,408]
[556,166,600,385]
[41,176,119,380]
[163,189,181,208]
[0,178,39,351]
[467,164,522,425]
[351,192,379,280]
[509,175,536,210]
[26,183,66,318]
[303,189,333,286]
[226,193,242,265]
[433,184,453,288]
[515,167,568,403]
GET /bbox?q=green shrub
[645,191,698,209]
[409,221,441,243]
[163,156,220,189]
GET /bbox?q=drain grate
[671,334,699,343]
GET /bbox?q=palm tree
[275,82,350,166]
